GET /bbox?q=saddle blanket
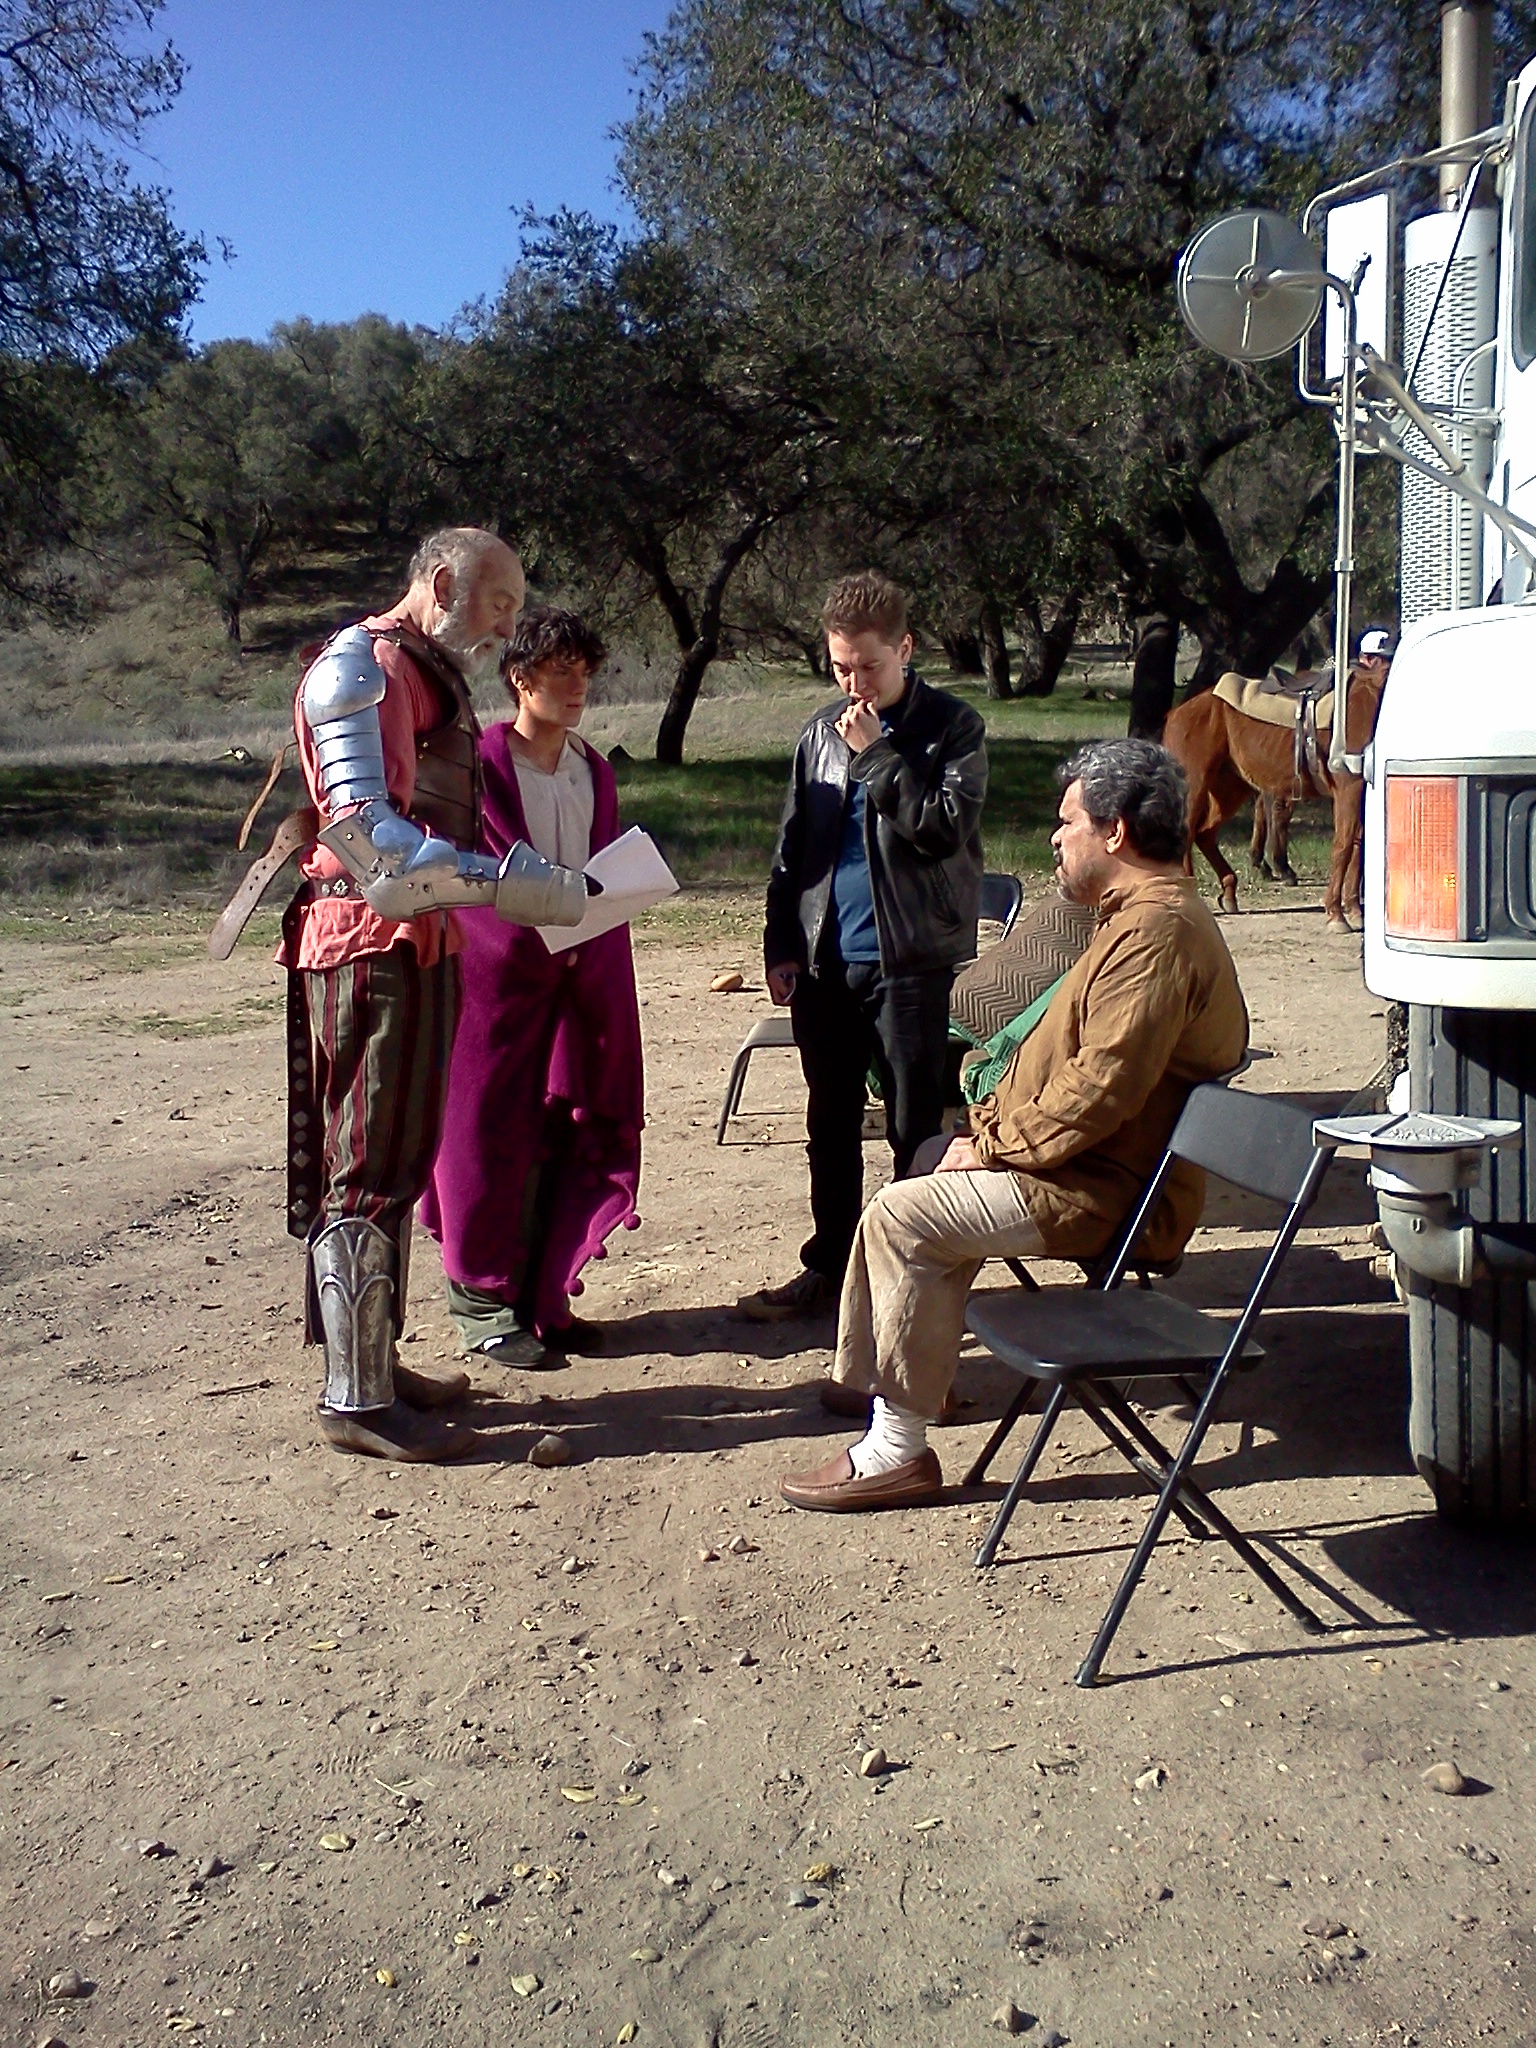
[1213,670,1334,733]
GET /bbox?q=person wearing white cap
[1356,627,1395,674]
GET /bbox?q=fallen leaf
[616,1791,646,1806]
[512,1862,534,1879]
[101,1574,133,1585]
[618,2026,639,2045]
[374,1969,396,1986]
[986,1740,1016,1754]
[318,1832,354,1853]
[560,1786,597,1803]
[912,1817,944,1831]
[307,1640,339,1653]
[41,1591,74,1604]
[453,1930,475,1947]
[803,1861,838,1883]
[630,1946,662,1964]
[510,1973,541,1997]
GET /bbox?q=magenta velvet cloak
[418,723,643,1333]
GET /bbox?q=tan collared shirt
[968,872,1248,1262]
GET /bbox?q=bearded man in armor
[281,526,590,1463]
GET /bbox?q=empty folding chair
[962,1084,1341,1686]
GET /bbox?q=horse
[1163,667,1386,931]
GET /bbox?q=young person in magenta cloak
[419,608,643,1366]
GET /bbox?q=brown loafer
[815,1378,960,1423]
[780,1447,943,1513]
[393,1360,470,1409]
[317,1400,480,1463]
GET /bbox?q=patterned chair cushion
[950,889,1098,1045]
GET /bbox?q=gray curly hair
[1057,739,1189,864]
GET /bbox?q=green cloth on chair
[960,975,1066,1105]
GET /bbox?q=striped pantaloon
[291,945,459,1342]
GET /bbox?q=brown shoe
[317,1400,480,1463]
[815,1378,960,1423]
[780,1446,943,1512]
[393,1360,470,1409]
[737,1269,840,1323]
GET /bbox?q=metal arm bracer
[302,623,590,927]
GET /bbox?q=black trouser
[790,957,955,1282]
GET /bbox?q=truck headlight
[1385,774,1462,941]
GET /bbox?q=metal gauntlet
[301,624,590,927]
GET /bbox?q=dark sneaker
[476,1329,562,1370]
[736,1269,840,1323]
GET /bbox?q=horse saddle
[1212,669,1335,733]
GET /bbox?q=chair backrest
[1167,1082,1322,1207]
[979,871,1024,938]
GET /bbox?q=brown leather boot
[316,1400,480,1462]
[392,1360,470,1408]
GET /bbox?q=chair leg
[974,1382,1067,1568]
[715,1045,755,1144]
[1002,1258,1040,1290]
[963,1379,1037,1486]
[1093,1387,1327,1633]
[1070,1384,1215,1543]
[1075,1365,1325,1688]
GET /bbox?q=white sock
[848,1396,929,1477]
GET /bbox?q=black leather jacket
[764,672,988,978]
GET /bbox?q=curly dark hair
[501,606,607,688]
[1057,739,1189,864]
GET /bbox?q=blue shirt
[831,766,882,964]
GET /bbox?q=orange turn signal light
[1384,774,1461,941]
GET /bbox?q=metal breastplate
[377,630,482,851]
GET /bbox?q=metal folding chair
[962,1084,1341,1686]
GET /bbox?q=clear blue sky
[146,1,672,344]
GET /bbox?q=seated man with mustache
[780,737,1249,1512]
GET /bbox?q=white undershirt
[511,731,595,870]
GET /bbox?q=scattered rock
[370,1505,398,1519]
[1340,1942,1367,1961]
[859,1747,889,1778]
[697,1548,719,1563]
[992,2002,1030,2034]
[375,1968,397,1986]
[787,1886,820,1908]
[1422,1760,1468,1796]
[80,1921,115,1941]
[529,1433,573,1468]
[560,1557,582,1576]
[510,1972,542,1997]
[629,1947,662,1965]
[543,1999,563,2017]
[726,1534,756,1555]
[1039,2032,1070,2048]
[709,971,744,993]
[1143,1883,1172,1904]
[197,1855,226,1881]
[1488,1678,1510,1692]
[733,1649,756,1667]
[36,2036,69,2048]
[1263,1873,1291,1888]
[1304,1918,1348,1940]
[710,1877,731,1893]
[136,1838,172,1859]
[472,1888,501,1909]
[1133,1765,1166,1793]
[47,1971,91,2001]
[803,1861,838,1884]
[1459,1842,1500,1866]
[657,1868,688,1889]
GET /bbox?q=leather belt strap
[208,805,319,960]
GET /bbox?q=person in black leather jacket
[738,571,988,1321]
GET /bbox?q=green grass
[0,669,1346,935]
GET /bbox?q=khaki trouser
[831,1147,1045,1421]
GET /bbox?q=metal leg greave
[311,1217,396,1413]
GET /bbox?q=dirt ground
[2,899,1534,2048]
